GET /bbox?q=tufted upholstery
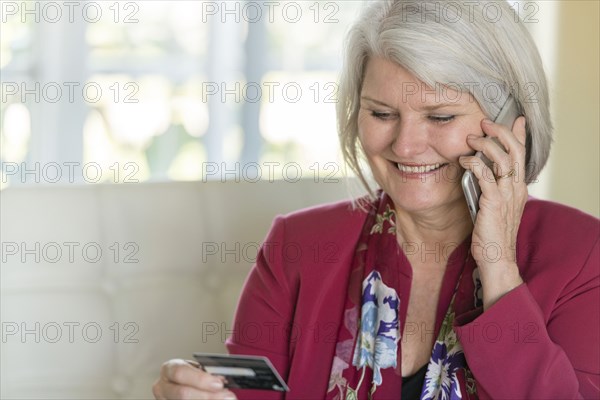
[0,180,356,399]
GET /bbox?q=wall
[550,1,599,216]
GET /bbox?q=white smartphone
[461,95,521,223]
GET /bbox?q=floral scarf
[326,191,478,399]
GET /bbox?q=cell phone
[193,353,289,392]
[461,95,520,223]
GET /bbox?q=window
[1,1,365,187]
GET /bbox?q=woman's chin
[387,190,462,214]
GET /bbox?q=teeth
[396,163,441,173]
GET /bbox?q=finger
[478,117,527,182]
[466,134,512,177]
[459,155,498,194]
[161,359,225,391]
[157,381,237,400]
[511,116,527,147]
[184,359,200,368]
[481,117,527,164]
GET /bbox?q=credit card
[193,353,289,391]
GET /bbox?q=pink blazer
[226,197,600,399]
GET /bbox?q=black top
[401,363,428,399]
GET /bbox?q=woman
[153,1,599,399]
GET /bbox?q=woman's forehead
[361,58,478,109]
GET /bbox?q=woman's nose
[390,118,428,158]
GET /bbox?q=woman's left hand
[459,116,528,310]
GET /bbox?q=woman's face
[358,57,488,214]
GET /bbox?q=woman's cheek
[357,121,378,153]
[435,126,476,158]
[360,124,394,154]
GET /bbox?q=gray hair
[338,0,553,197]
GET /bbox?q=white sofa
[0,179,357,399]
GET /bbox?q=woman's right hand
[152,359,237,400]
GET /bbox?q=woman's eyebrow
[419,103,464,111]
[360,96,393,108]
[361,96,464,111]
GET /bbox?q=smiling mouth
[395,162,448,173]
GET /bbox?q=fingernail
[210,380,224,390]
[223,392,237,400]
[482,118,492,125]
[467,134,477,140]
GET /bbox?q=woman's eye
[371,111,393,120]
[428,115,455,124]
